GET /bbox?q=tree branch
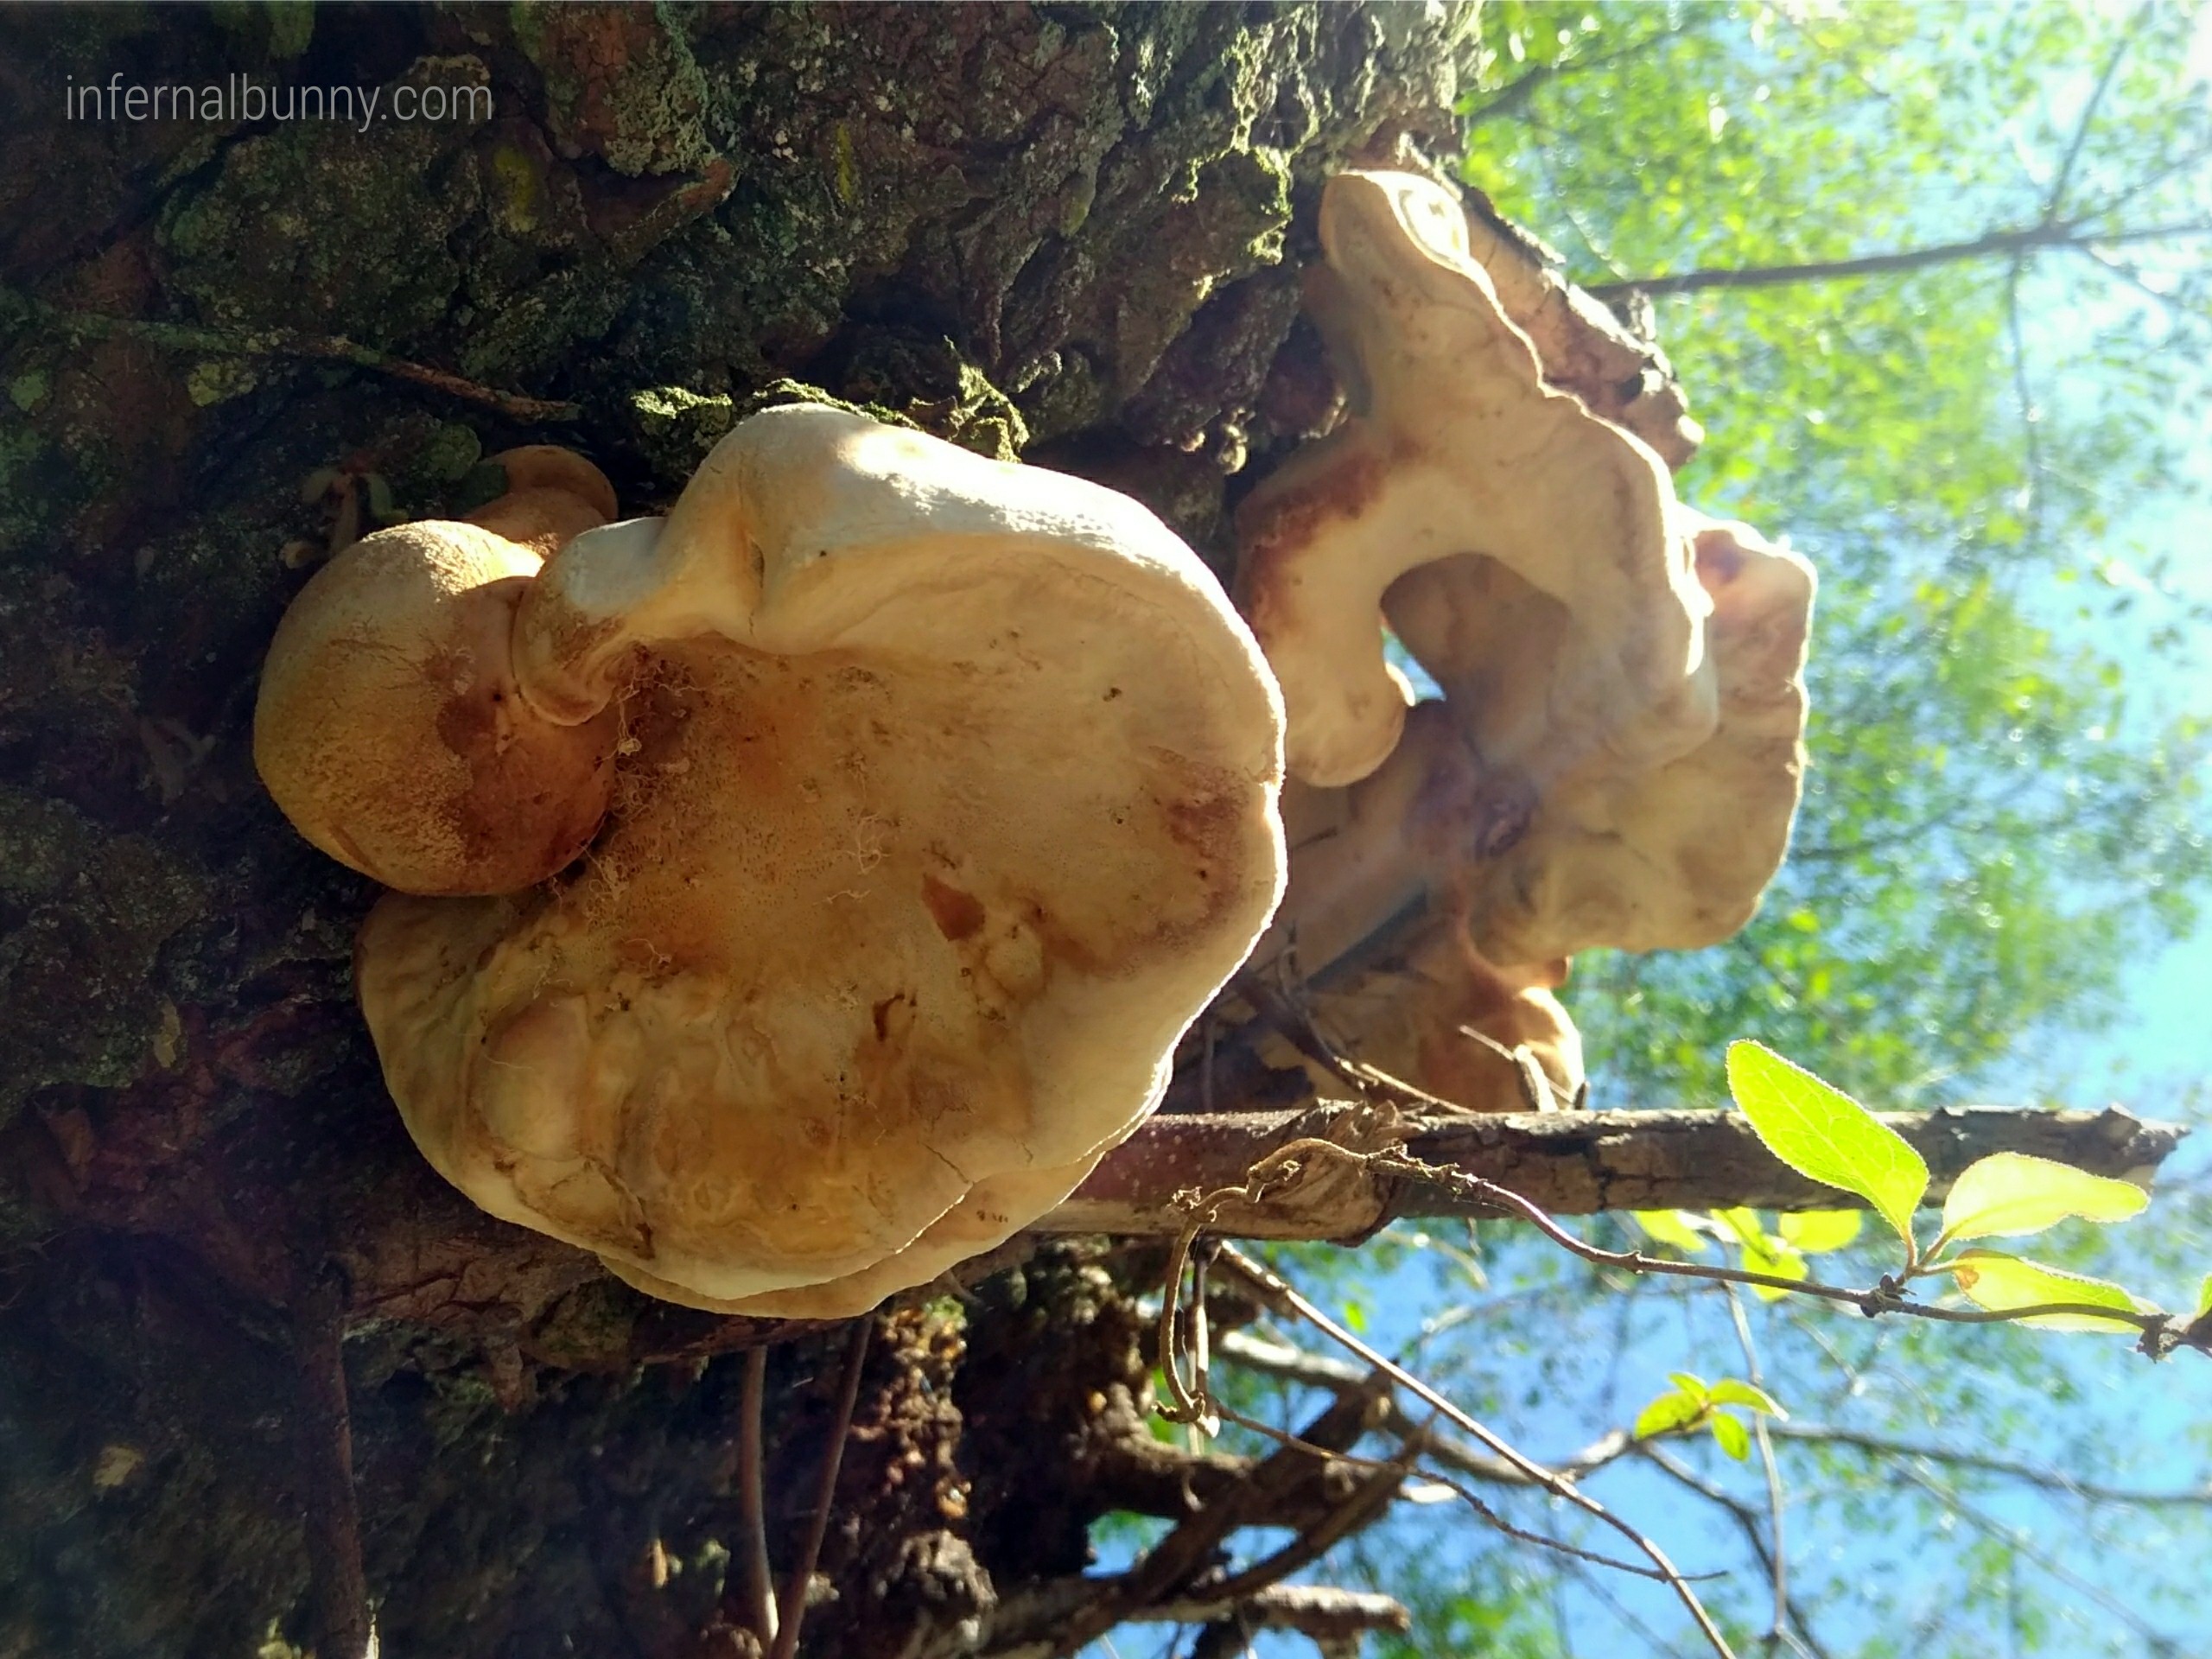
[1039,1382,1393,1658]
[1638,1446,1835,1659]
[1044,1103,2184,1241]
[1212,1244,1740,1659]
[1721,1287,1793,1658]
[2042,2,2154,223]
[1460,29,1689,130]
[768,1318,871,1659]
[1585,219,2212,301]
[291,1274,373,1659]
[7,289,582,423]
[1765,1421,2212,1505]
[968,1582,1409,1659]
[736,1347,779,1648]
[1215,1327,1636,1487]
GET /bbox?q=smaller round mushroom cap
[353,405,1287,1313]
[254,448,624,897]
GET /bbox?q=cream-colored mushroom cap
[1234,168,1714,792]
[354,405,1287,1313]
[1232,168,1815,973]
[1420,512,1815,962]
[253,448,622,896]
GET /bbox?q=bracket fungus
[1230,169,1815,1108]
[255,446,625,897]
[257,406,1287,1318]
[1383,508,1815,964]
[1235,168,1720,798]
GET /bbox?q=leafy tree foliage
[1171,8,2212,1657]
[1458,0,2212,1108]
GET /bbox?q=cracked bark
[1045,1103,2187,1240]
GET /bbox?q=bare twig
[1891,1464,2183,1656]
[1637,1446,1835,1659]
[1722,1288,1790,1657]
[739,1346,779,1648]
[1763,1421,2212,1504]
[2003,256,2045,551]
[1215,1328,1637,1486]
[966,1582,1408,1659]
[1459,28,1691,130]
[769,1318,872,1659]
[12,289,581,423]
[2066,240,2203,327]
[1195,1414,1411,1604]
[1046,1382,1392,1658]
[1363,1146,2205,1357]
[1211,1243,1740,1659]
[2042,2,2153,223]
[291,1272,373,1659]
[2094,132,2212,219]
[1561,1556,1685,1658]
[1231,969,1464,1116]
[1211,1401,1690,1585]
[1586,219,2212,301]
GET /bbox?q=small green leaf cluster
[1633,1203,1863,1300]
[1727,1040,2176,1335]
[1633,1370,1785,1461]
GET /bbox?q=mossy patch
[0,786,204,1123]
[158,58,493,344]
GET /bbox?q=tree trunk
[1,7,2174,1658]
[0,5,1480,1655]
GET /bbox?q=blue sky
[1086,12,2212,1652]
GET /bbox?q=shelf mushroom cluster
[254,168,1816,1315]
[1234,169,1816,1112]
[257,407,1287,1317]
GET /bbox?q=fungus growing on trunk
[1234,169,1716,796]
[1229,170,1815,1109]
[258,406,1287,1318]
[254,447,625,896]
[1375,508,1816,965]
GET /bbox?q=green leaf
[1777,1209,1865,1254]
[1713,1208,1768,1250]
[1738,1232,1809,1300]
[1949,1249,2152,1332]
[2196,1274,2212,1321]
[1146,1370,1181,1443]
[1936,1152,2147,1247]
[1633,1386,1705,1440]
[1666,1371,1711,1403]
[1707,1379,1787,1419]
[1633,1210,1711,1255]
[1726,1041,1929,1250]
[1708,1411,1752,1460]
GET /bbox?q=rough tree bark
[0,8,2178,1659]
[0,7,1480,1656]
[1049,1103,2184,1241]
